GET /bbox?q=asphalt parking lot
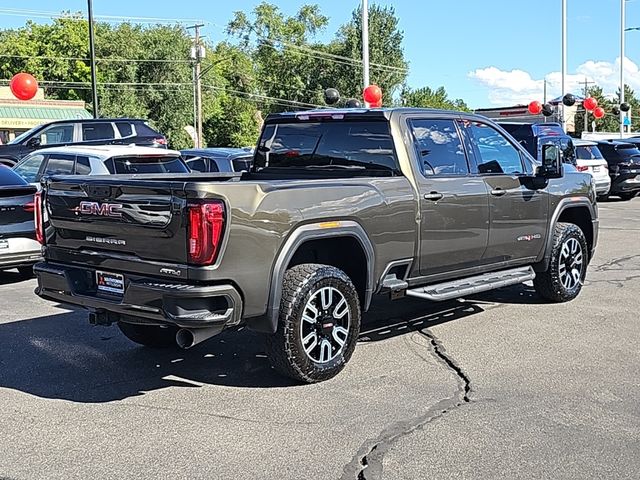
[1,199,639,480]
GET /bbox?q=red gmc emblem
[76,201,123,217]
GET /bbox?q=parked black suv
[499,122,577,166]
[595,140,640,200]
[0,118,167,167]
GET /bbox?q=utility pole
[188,24,205,148]
[582,78,596,133]
[620,0,626,137]
[561,0,567,132]
[87,0,98,118]
[362,0,370,90]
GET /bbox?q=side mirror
[26,137,41,148]
[538,144,563,179]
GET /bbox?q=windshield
[255,120,400,175]
[617,147,640,158]
[576,145,604,160]
[9,126,40,145]
[105,155,188,174]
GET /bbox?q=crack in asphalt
[591,254,640,272]
[341,329,471,480]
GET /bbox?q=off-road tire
[534,222,588,303]
[618,192,636,201]
[118,321,178,348]
[265,263,361,383]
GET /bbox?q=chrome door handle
[490,188,507,197]
[424,192,443,201]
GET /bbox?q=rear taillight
[187,200,225,265]
[153,137,167,146]
[576,165,589,172]
[34,191,45,245]
[23,201,35,213]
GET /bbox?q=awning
[0,103,91,129]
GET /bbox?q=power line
[0,54,192,64]
[0,8,202,25]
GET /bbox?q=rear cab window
[105,155,189,174]
[116,122,134,138]
[255,120,400,176]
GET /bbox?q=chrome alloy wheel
[300,286,351,364]
[558,237,584,290]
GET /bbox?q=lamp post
[561,0,567,132]
[362,0,370,90]
[87,0,98,118]
[621,0,626,137]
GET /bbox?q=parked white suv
[574,139,611,199]
[12,145,188,185]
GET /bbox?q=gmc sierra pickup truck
[33,108,599,383]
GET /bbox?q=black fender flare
[539,198,597,270]
[261,220,375,333]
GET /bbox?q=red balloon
[363,84,382,104]
[528,100,542,115]
[593,106,605,119]
[369,99,382,108]
[10,73,38,101]
[583,97,598,111]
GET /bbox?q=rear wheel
[266,264,361,383]
[619,192,636,201]
[118,321,178,348]
[17,266,34,278]
[534,222,588,303]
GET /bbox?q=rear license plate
[0,239,7,250]
[592,166,600,172]
[96,270,124,295]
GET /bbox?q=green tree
[401,86,470,111]
[326,4,408,102]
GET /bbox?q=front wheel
[118,321,178,348]
[534,222,588,303]
[266,264,361,383]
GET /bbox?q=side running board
[406,266,535,302]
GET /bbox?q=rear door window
[108,155,188,174]
[576,146,604,160]
[409,119,469,175]
[83,123,115,141]
[43,154,76,177]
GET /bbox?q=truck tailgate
[44,176,189,264]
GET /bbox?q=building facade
[0,87,91,144]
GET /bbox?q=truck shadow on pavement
[0,283,541,403]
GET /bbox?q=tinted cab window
[256,121,399,174]
[410,119,468,175]
[43,154,75,177]
[105,155,188,174]
[468,122,524,174]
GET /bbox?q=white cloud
[468,57,640,106]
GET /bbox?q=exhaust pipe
[176,325,223,349]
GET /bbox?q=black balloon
[562,93,576,107]
[324,88,340,105]
[620,102,631,112]
[612,106,621,116]
[345,98,362,108]
[542,103,554,117]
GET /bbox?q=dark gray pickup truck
[33,108,599,383]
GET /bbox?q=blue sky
[0,0,637,108]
